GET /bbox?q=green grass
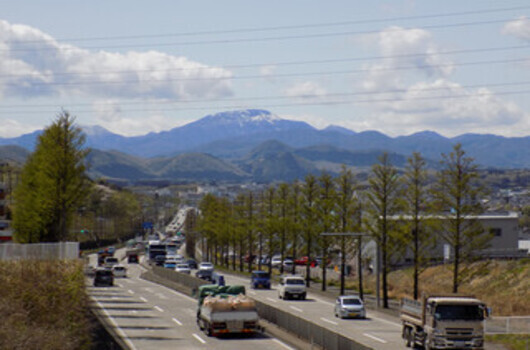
[486,334,530,350]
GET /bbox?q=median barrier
[148,266,373,350]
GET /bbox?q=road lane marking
[156,293,168,300]
[128,289,134,294]
[311,296,334,306]
[320,317,339,325]
[140,297,148,302]
[144,287,154,293]
[142,278,196,302]
[369,314,401,328]
[172,317,182,326]
[289,306,303,312]
[272,338,296,350]
[266,297,278,303]
[192,333,206,344]
[116,283,124,288]
[91,297,138,350]
[249,291,256,295]
[154,306,164,313]
[363,333,387,343]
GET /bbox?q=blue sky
[1,0,529,138]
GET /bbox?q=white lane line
[172,317,182,326]
[156,293,168,300]
[122,279,132,284]
[128,289,134,294]
[311,296,335,306]
[320,317,339,326]
[192,333,206,344]
[272,338,296,350]
[363,333,387,343]
[289,306,303,313]
[266,297,278,303]
[140,297,148,302]
[116,283,124,288]
[141,278,196,302]
[369,314,401,328]
[154,306,164,313]
[91,297,138,350]
[249,291,256,295]
[144,287,154,293]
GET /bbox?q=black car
[186,259,198,269]
[93,268,114,287]
[195,269,213,282]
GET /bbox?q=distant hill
[1,109,528,168]
[0,145,30,164]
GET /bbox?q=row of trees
[196,144,489,307]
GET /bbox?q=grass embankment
[485,334,530,350]
[359,259,530,316]
[0,260,93,350]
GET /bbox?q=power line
[13,5,530,44]
[4,17,522,52]
[2,57,527,87]
[0,45,528,79]
[2,86,529,114]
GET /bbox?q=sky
[1,0,530,138]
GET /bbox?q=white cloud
[502,16,530,41]
[361,26,454,93]
[354,26,530,137]
[284,81,327,100]
[355,80,529,136]
[260,65,276,77]
[0,118,40,138]
[0,20,234,100]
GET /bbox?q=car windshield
[97,270,112,276]
[106,258,118,263]
[342,298,362,305]
[253,272,269,278]
[177,264,189,268]
[435,304,484,321]
[201,263,213,268]
[114,267,125,271]
[286,279,305,285]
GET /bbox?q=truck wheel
[301,293,306,300]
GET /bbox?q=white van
[278,275,306,300]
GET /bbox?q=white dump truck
[196,285,260,337]
[401,294,489,350]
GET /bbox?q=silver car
[334,296,366,319]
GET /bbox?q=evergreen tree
[13,111,91,242]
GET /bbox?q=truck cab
[251,270,270,289]
[401,295,488,350]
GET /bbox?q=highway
[221,271,405,350]
[87,253,296,350]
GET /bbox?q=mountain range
[0,109,528,183]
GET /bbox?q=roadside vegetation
[485,334,530,350]
[360,258,530,316]
[0,260,93,350]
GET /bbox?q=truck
[196,284,260,337]
[401,294,489,350]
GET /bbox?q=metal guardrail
[151,265,209,292]
[0,242,79,260]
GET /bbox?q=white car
[278,275,306,300]
[175,263,191,274]
[111,264,127,278]
[271,256,282,268]
[198,262,214,271]
[334,296,366,319]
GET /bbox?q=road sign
[142,222,153,229]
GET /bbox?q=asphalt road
[87,253,296,350]
[222,271,406,350]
